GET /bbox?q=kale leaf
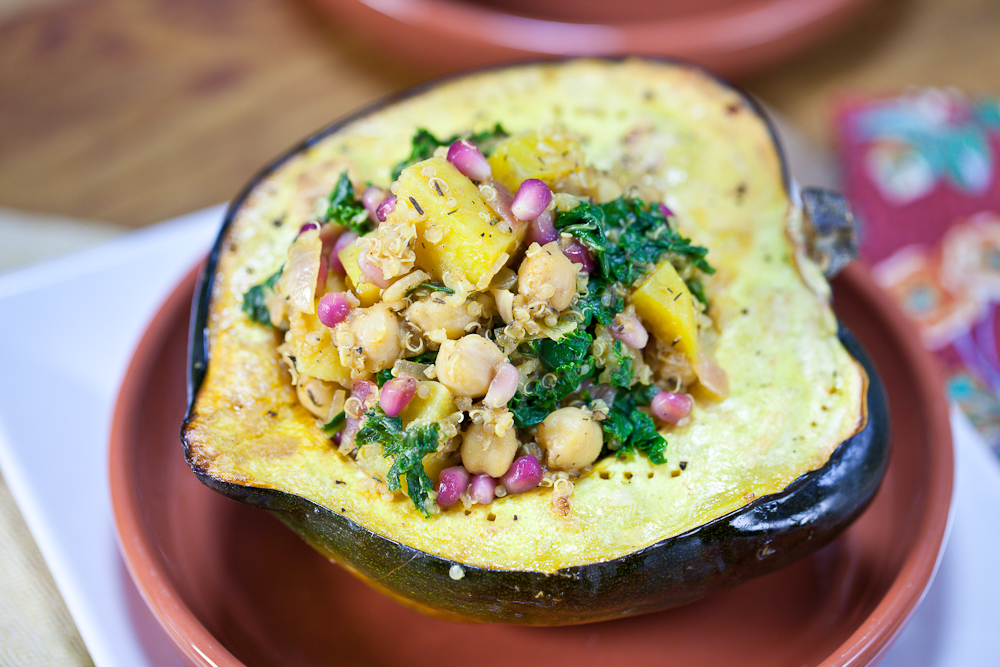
[405,282,455,297]
[509,329,594,429]
[686,277,709,306]
[556,195,715,328]
[390,124,509,180]
[407,350,439,366]
[539,327,592,369]
[601,382,667,465]
[241,267,282,325]
[324,172,373,235]
[555,197,714,291]
[608,340,634,389]
[320,411,346,438]
[574,276,620,327]
[356,408,440,516]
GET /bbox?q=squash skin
[186,327,886,625]
[183,57,889,624]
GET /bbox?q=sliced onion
[651,391,694,424]
[376,195,396,223]
[659,203,674,218]
[469,474,496,504]
[299,221,320,235]
[479,180,520,230]
[511,179,551,221]
[362,186,385,223]
[280,228,323,314]
[563,240,594,273]
[694,355,730,399]
[447,139,491,182]
[500,455,543,494]
[316,253,329,298]
[527,209,558,246]
[319,223,342,254]
[328,230,358,274]
[484,362,519,408]
[436,467,469,508]
[317,292,352,328]
[358,253,390,288]
[379,375,418,417]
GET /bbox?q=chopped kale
[686,277,708,306]
[407,350,439,366]
[539,328,592,369]
[375,369,394,387]
[321,411,346,438]
[356,408,402,444]
[509,330,594,429]
[356,408,440,516]
[555,197,714,290]
[324,172,373,234]
[601,382,667,464]
[624,412,667,465]
[391,124,509,180]
[608,340,634,389]
[575,276,620,327]
[555,197,713,332]
[241,267,282,325]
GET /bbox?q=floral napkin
[837,89,1000,457]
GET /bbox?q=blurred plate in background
[308,0,875,78]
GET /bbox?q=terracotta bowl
[109,261,952,667]
[307,0,875,78]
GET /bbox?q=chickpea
[296,375,337,419]
[461,422,518,478]
[345,303,402,374]
[517,241,579,311]
[406,294,484,340]
[536,407,603,472]
[435,334,503,397]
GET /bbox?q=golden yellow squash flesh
[393,156,527,289]
[631,259,699,362]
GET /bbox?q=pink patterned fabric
[837,89,1000,455]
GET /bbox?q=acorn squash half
[182,58,889,625]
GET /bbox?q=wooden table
[2,0,999,228]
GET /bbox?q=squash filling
[243,126,724,516]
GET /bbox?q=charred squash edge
[182,57,890,625]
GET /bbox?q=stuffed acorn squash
[183,58,889,624]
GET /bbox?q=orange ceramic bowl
[109,260,952,667]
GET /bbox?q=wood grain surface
[0,0,998,227]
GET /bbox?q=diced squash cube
[631,260,699,362]
[487,128,585,193]
[394,157,526,289]
[288,309,353,386]
[399,381,455,427]
[337,232,381,306]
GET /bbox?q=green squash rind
[183,57,890,625]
